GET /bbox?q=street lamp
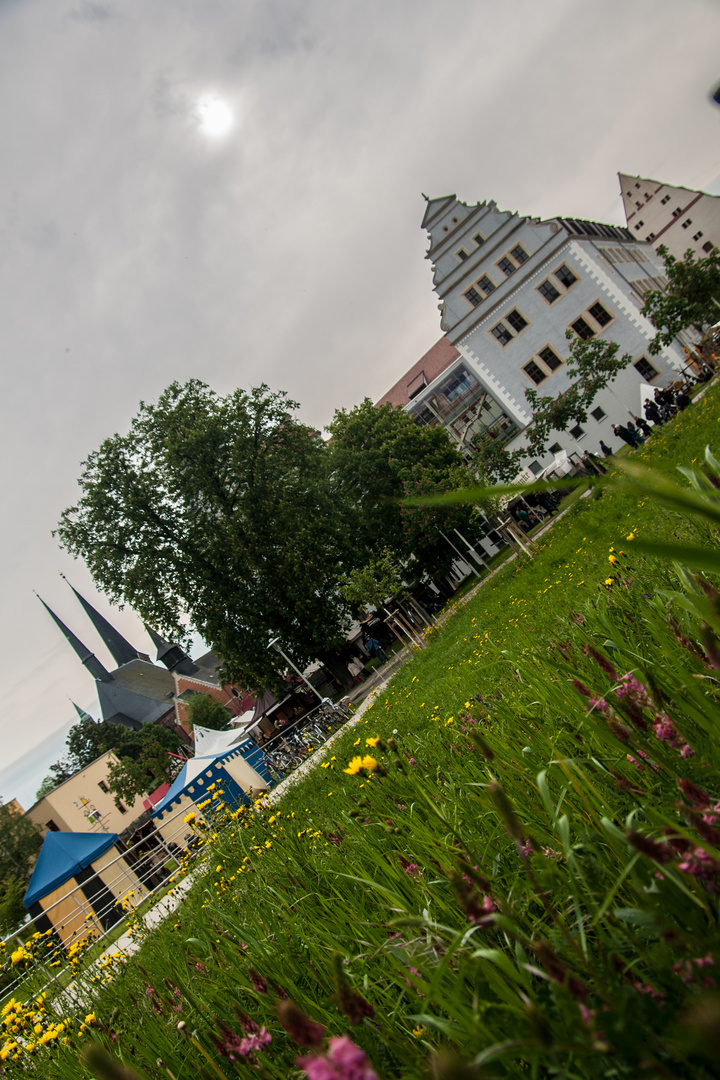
[268,637,324,703]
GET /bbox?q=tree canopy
[57,381,352,692]
[326,398,467,565]
[186,693,231,732]
[643,244,720,353]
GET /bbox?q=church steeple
[37,595,113,683]
[64,579,140,668]
[145,625,199,676]
[71,701,95,723]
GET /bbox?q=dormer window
[473,233,484,247]
[457,248,469,261]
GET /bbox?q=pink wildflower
[298,1035,379,1080]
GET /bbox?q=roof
[97,659,176,725]
[24,831,118,907]
[375,337,461,408]
[152,744,258,815]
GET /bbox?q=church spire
[36,594,113,683]
[71,701,95,723]
[63,578,140,668]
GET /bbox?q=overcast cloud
[1,0,719,807]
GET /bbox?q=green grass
[7,382,720,1079]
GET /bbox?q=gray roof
[97,659,176,726]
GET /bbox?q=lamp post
[268,637,324,703]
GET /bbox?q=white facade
[619,173,720,261]
[418,194,688,473]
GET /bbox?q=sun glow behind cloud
[196,94,235,137]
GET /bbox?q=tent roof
[152,745,255,816]
[24,831,118,908]
[193,725,251,757]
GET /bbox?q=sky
[1,0,720,809]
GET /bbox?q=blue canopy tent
[25,831,119,908]
[152,741,271,821]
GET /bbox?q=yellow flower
[184,812,197,825]
[604,578,614,587]
[608,554,618,566]
[365,736,381,748]
[361,755,379,772]
[626,532,635,541]
[343,756,365,775]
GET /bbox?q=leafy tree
[472,334,632,482]
[0,802,42,882]
[400,463,479,575]
[327,398,466,563]
[339,548,405,615]
[0,878,27,934]
[187,693,231,732]
[56,381,353,693]
[35,776,57,801]
[107,742,184,809]
[643,244,720,353]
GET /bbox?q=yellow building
[25,751,147,837]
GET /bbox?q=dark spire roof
[144,624,174,663]
[71,701,95,723]
[144,624,199,677]
[36,595,112,683]
[64,579,140,668]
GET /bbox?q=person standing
[599,439,614,458]
[634,415,652,439]
[613,423,639,448]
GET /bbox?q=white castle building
[406,194,689,474]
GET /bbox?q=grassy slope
[16,381,720,1079]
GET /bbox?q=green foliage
[56,381,352,693]
[186,693,231,732]
[0,802,41,882]
[44,718,185,791]
[643,244,720,353]
[399,463,478,575]
[106,732,183,807]
[0,878,27,934]
[339,548,405,614]
[327,398,465,561]
[33,776,56,801]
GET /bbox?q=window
[591,406,606,421]
[452,216,459,223]
[682,219,692,229]
[693,231,703,241]
[457,249,469,261]
[98,780,109,794]
[634,220,644,231]
[46,819,60,832]
[523,360,547,385]
[538,346,562,371]
[703,241,714,252]
[588,301,613,327]
[528,460,543,476]
[477,274,495,295]
[672,207,683,217]
[661,194,671,204]
[498,256,515,277]
[555,264,577,288]
[569,425,585,439]
[510,244,529,264]
[506,309,528,333]
[465,287,482,308]
[635,182,641,189]
[473,233,484,247]
[647,233,656,241]
[549,442,562,454]
[538,279,561,304]
[117,801,128,815]
[634,357,659,381]
[572,317,595,340]
[491,322,513,346]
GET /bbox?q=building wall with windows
[619,174,720,260]
[421,194,687,471]
[25,751,147,837]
